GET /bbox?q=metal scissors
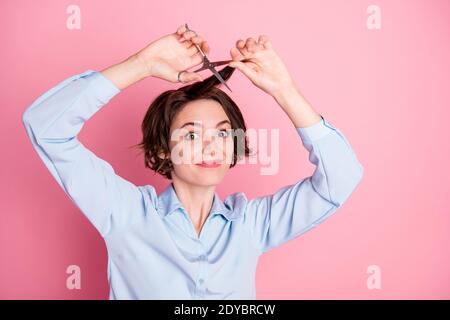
[184,23,234,92]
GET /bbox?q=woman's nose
[202,138,219,156]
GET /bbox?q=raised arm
[22,24,212,237]
[228,35,364,253]
[22,68,148,237]
[244,115,363,253]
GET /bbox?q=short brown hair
[132,66,252,180]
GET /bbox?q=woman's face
[167,99,234,187]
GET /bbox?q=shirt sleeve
[22,70,147,238]
[244,115,364,254]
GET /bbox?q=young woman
[22,24,363,299]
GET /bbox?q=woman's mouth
[195,161,221,168]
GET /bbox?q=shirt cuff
[82,70,121,104]
[295,115,337,143]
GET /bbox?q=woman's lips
[195,161,221,168]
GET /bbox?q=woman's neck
[171,179,216,236]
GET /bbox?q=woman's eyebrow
[179,121,202,129]
[216,120,231,127]
[179,120,231,129]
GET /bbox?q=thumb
[228,61,257,81]
[178,71,203,83]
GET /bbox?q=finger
[187,39,210,57]
[176,24,187,35]
[178,30,197,42]
[189,35,204,46]
[236,39,245,48]
[182,30,198,41]
[245,37,258,53]
[230,46,245,61]
[258,34,273,49]
[236,39,251,57]
[181,37,203,52]
[179,71,203,83]
[187,42,204,56]
[255,37,265,50]
[187,44,199,55]
[228,60,257,81]
[201,41,210,55]
[181,40,193,48]
[190,51,206,65]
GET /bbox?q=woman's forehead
[172,99,230,128]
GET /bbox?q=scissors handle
[184,23,207,58]
[193,43,207,58]
[183,23,233,92]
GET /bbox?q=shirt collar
[157,182,234,221]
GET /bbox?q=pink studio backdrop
[1,0,449,299]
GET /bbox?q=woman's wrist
[134,52,155,78]
[100,54,150,90]
[273,83,322,128]
[271,82,298,104]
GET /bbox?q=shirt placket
[179,207,213,299]
[194,216,213,299]
[194,245,208,299]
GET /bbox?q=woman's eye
[218,129,230,138]
[185,132,199,140]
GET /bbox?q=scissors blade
[194,58,253,73]
[209,60,234,68]
[184,23,208,58]
[209,66,232,92]
[192,57,211,73]
[193,58,234,73]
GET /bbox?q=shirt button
[198,278,204,284]
[199,254,207,261]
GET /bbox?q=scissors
[184,23,234,92]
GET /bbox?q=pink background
[1,0,449,299]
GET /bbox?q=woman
[22,24,364,299]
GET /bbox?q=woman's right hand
[136,24,210,84]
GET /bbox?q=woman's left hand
[228,35,295,98]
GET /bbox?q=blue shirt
[22,69,364,299]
